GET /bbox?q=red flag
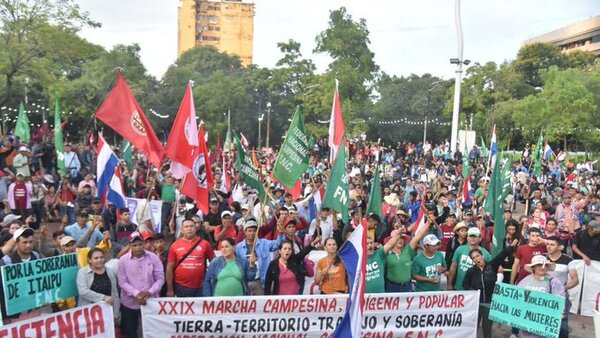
[181,123,214,214]
[164,83,199,179]
[95,71,164,168]
[221,155,231,193]
[328,80,345,162]
[240,132,249,148]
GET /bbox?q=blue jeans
[174,284,203,297]
[385,280,412,293]
[58,205,75,224]
[559,315,568,338]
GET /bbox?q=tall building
[523,15,600,56]
[178,0,255,65]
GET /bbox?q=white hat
[423,234,440,246]
[524,255,555,273]
[221,210,233,218]
[2,214,21,225]
[13,227,34,241]
[241,204,250,210]
[18,146,30,152]
[60,236,76,246]
[243,219,258,230]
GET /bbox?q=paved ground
[482,315,595,338]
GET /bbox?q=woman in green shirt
[385,216,432,292]
[203,238,257,297]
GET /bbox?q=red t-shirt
[515,243,547,283]
[439,223,455,252]
[167,237,215,288]
[13,183,27,210]
[214,226,237,249]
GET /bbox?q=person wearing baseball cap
[447,226,492,291]
[235,218,282,295]
[118,230,164,337]
[412,234,446,292]
[0,227,41,321]
[213,211,236,249]
[13,146,31,178]
[572,220,600,265]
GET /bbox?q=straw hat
[524,255,555,273]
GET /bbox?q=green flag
[323,139,349,223]
[365,165,382,221]
[501,155,513,200]
[14,102,30,142]
[534,131,543,177]
[54,98,66,177]
[121,139,134,171]
[234,134,267,202]
[224,109,232,152]
[490,154,505,257]
[462,143,470,179]
[481,136,489,158]
[273,106,311,188]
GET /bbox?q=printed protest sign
[1,253,79,316]
[141,291,479,338]
[0,302,114,337]
[489,282,564,338]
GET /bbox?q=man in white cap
[447,227,491,291]
[235,218,281,295]
[412,234,447,292]
[13,146,30,178]
[214,210,236,248]
[0,227,41,322]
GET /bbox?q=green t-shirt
[412,251,447,292]
[385,245,416,284]
[214,260,244,297]
[161,183,176,203]
[452,244,491,290]
[366,248,386,293]
[474,187,484,201]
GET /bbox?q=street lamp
[265,102,271,148]
[424,79,445,143]
[258,113,264,149]
[449,0,471,154]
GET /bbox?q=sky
[77,0,598,80]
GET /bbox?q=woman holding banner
[315,237,348,294]
[464,240,517,338]
[517,255,565,338]
[76,248,120,323]
[264,236,321,295]
[203,238,257,297]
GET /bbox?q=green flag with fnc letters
[273,106,312,189]
[323,138,349,223]
[234,134,267,202]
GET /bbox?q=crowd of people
[0,133,598,338]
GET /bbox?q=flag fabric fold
[14,102,30,142]
[180,123,214,214]
[95,71,164,168]
[54,98,66,177]
[332,223,366,338]
[273,106,311,189]
[489,125,498,169]
[165,82,199,179]
[328,80,345,163]
[489,154,505,257]
[365,166,382,221]
[97,134,127,208]
[323,137,349,223]
[534,131,544,177]
[234,134,267,202]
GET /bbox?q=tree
[314,7,378,108]
[0,0,99,106]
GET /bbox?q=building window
[200,35,220,42]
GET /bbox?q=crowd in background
[0,132,598,338]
